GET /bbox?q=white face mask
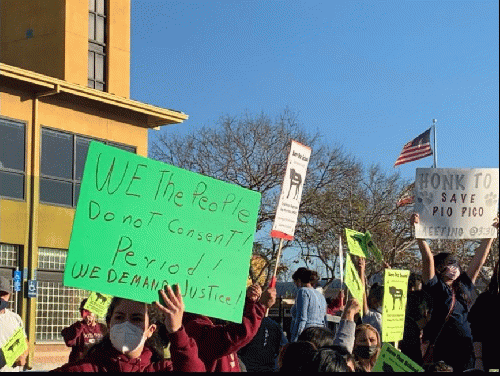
[109,321,147,354]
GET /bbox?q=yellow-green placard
[345,228,368,258]
[1,327,27,368]
[344,253,364,316]
[382,269,410,342]
[365,231,383,262]
[63,142,261,323]
[372,342,423,372]
[84,291,113,317]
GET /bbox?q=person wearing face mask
[61,298,107,363]
[411,213,498,372]
[352,324,381,372]
[51,285,205,372]
[0,276,29,372]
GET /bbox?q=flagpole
[432,119,437,168]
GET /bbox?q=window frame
[39,126,136,208]
[0,116,27,201]
[88,0,107,91]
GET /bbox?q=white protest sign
[271,140,311,240]
[415,168,499,239]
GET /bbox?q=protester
[326,290,345,315]
[304,345,352,372]
[61,298,107,363]
[353,323,381,372]
[51,285,205,372]
[290,268,327,342]
[412,213,498,372]
[399,289,433,365]
[468,260,500,372]
[358,257,383,338]
[0,276,28,372]
[237,315,288,372]
[182,283,276,372]
[277,340,317,372]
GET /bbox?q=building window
[0,243,21,312]
[0,118,25,200]
[36,248,91,343]
[40,127,136,207]
[88,0,106,91]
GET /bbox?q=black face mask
[0,299,8,311]
[353,345,378,359]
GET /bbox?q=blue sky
[130,0,499,184]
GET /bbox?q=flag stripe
[394,128,433,167]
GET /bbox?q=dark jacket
[182,298,266,372]
[61,321,107,363]
[51,326,205,372]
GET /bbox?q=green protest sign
[84,291,113,317]
[63,142,261,323]
[345,228,368,258]
[382,269,410,342]
[372,342,423,372]
[344,253,364,316]
[0,327,27,368]
[365,230,383,262]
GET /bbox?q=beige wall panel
[0,90,33,122]
[0,200,28,245]
[107,47,130,98]
[0,0,66,79]
[64,0,89,86]
[37,99,147,152]
[37,205,74,249]
[107,0,131,98]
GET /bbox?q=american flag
[394,128,433,167]
[397,182,415,207]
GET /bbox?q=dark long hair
[487,260,499,295]
[85,297,167,362]
[433,252,472,307]
[292,268,319,285]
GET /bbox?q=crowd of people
[0,213,498,372]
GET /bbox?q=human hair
[306,347,350,372]
[405,290,432,322]
[367,283,384,309]
[434,252,472,306]
[85,297,166,361]
[353,324,381,371]
[278,341,317,372]
[487,260,499,295]
[292,268,319,285]
[297,326,335,349]
[408,272,423,291]
[79,298,88,312]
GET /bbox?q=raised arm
[466,218,498,284]
[411,213,435,283]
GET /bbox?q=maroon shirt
[182,298,266,372]
[61,321,107,363]
[52,326,205,372]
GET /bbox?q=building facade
[0,0,187,368]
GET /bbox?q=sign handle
[266,238,284,317]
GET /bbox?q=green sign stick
[64,142,261,323]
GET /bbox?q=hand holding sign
[156,284,184,334]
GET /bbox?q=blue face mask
[0,299,8,311]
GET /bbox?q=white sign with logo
[271,140,311,240]
[414,168,499,239]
